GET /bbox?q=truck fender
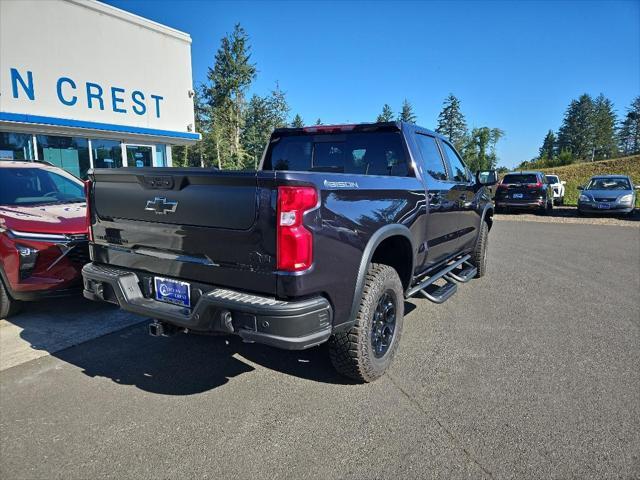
[335,224,414,333]
[480,203,494,229]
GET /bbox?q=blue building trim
[0,112,201,140]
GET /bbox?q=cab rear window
[263,132,410,177]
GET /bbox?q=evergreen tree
[268,83,290,129]
[619,96,640,155]
[376,104,394,122]
[538,130,557,161]
[556,149,574,166]
[173,85,211,167]
[592,94,618,160]
[204,24,256,169]
[291,114,304,128]
[398,99,417,123]
[240,95,270,169]
[315,118,322,125]
[557,94,595,161]
[435,94,468,150]
[241,84,290,169]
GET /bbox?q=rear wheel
[0,279,21,319]
[471,220,489,278]
[328,263,404,383]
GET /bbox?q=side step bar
[407,255,474,304]
[420,281,457,304]
[445,261,478,283]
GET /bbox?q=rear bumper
[82,262,332,350]
[495,199,544,209]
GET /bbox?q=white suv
[545,174,566,205]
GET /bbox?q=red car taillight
[84,180,93,242]
[527,182,542,189]
[276,186,317,271]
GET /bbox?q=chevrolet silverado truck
[82,122,497,382]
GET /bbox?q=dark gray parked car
[577,175,638,216]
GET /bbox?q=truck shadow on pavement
[16,301,416,395]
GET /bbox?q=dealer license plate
[154,276,191,307]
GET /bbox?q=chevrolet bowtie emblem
[145,197,178,215]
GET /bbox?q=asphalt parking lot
[1,219,639,479]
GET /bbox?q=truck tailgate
[89,168,277,295]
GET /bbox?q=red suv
[0,161,88,318]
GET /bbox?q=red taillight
[84,180,93,242]
[277,186,317,271]
[527,182,542,188]
[497,183,507,190]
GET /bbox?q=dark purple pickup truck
[82,121,497,382]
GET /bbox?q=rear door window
[414,134,447,181]
[440,141,470,182]
[264,131,410,177]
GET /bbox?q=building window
[0,132,36,160]
[36,135,90,179]
[125,145,153,167]
[155,145,167,167]
[92,139,123,169]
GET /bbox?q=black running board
[406,254,471,303]
[420,281,457,304]
[445,261,477,283]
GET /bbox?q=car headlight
[618,194,633,205]
[579,194,591,202]
[16,244,39,280]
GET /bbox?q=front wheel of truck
[328,263,404,383]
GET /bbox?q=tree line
[173,24,506,171]
[381,94,506,172]
[518,94,640,170]
[172,24,288,169]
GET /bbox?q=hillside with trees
[517,94,640,170]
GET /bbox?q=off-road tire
[0,278,20,319]
[328,264,404,383]
[471,220,489,278]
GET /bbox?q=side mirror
[476,170,497,186]
[561,181,566,185]
[577,185,584,190]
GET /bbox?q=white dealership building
[0,0,199,178]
